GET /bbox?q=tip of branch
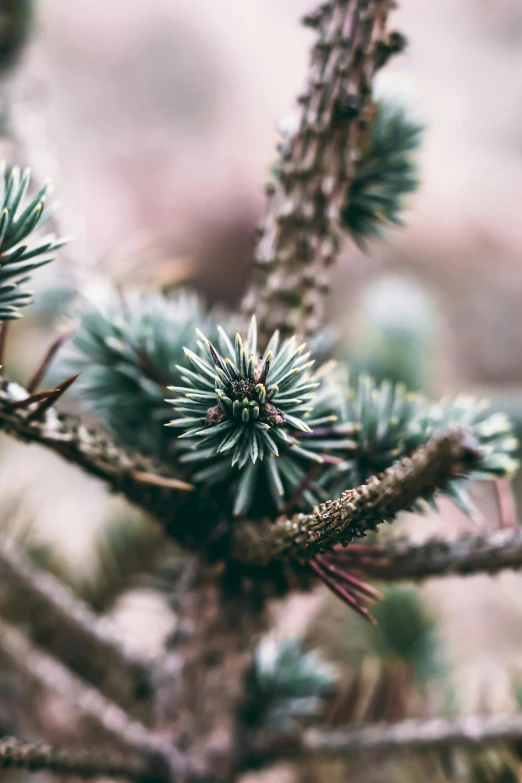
[131,471,194,492]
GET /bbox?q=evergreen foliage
[315,374,519,517]
[248,636,336,732]
[342,100,423,246]
[368,586,446,686]
[61,289,217,457]
[168,316,350,516]
[0,164,65,320]
[1,4,522,780]
[170,321,518,519]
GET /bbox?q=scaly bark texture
[0,543,155,718]
[338,528,522,582]
[155,561,271,782]
[0,737,154,781]
[241,0,399,343]
[232,429,481,565]
[291,713,522,757]
[0,618,157,753]
[0,619,190,781]
[0,377,483,578]
[0,377,192,508]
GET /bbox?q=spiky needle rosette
[168,317,348,516]
[316,374,519,517]
[0,164,66,320]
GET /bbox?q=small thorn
[27,324,77,394]
[131,471,194,491]
[26,373,80,422]
[6,389,56,410]
[0,322,9,367]
[310,559,380,624]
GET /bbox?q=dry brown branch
[241,0,400,343]
[299,713,522,757]
[0,736,154,781]
[0,376,193,521]
[0,619,191,781]
[232,429,481,565]
[335,528,522,582]
[0,543,156,716]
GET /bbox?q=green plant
[0,4,521,783]
[342,100,422,247]
[0,164,65,320]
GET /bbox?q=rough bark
[0,543,155,718]
[155,560,271,781]
[232,429,481,565]
[0,736,155,781]
[241,0,398,343]
[338,528,522,582]
[255,713,522,760]
[0,377,192,504]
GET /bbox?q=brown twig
[0,736,154,781]
[232,428,481,565]
[0,377,192,526]
[0,618,189,782]
[241,0,399,343]
[26,325,77,393]
[248,713,522,766]
[0,542,156,717]
[299,713,522,757]
[335,527,522,582]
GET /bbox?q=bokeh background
[4,1,522,780]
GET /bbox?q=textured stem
[232,429,481,564]
[0,543,155,717]
[0,376,192,509]
[155,561,271,782]
[241,0,398,342]
[0,619,190,781]
[0,618,156,750]
[341,528,522,582]
[0,736,153,781]
[290,714,522,758]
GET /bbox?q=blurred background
[4,0,522,780]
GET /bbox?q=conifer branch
[0,618,156,753]
[241,0,401,343]
[0,377,193,516]
[0,543,156,715]
[264,713,522,759]
[337,527,522,582]
[0,736,153,781]
[232,429,481,565]
[0,619,190,782]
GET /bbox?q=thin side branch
[0,619,190,782]
[336,528,522,582]
[0,543,155,716]
[0,617,156,752]
[0,736,152,781]
[291,713,522,758]
[241,0,398,342]
[232,429,481,564]
[0,376,192,522]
